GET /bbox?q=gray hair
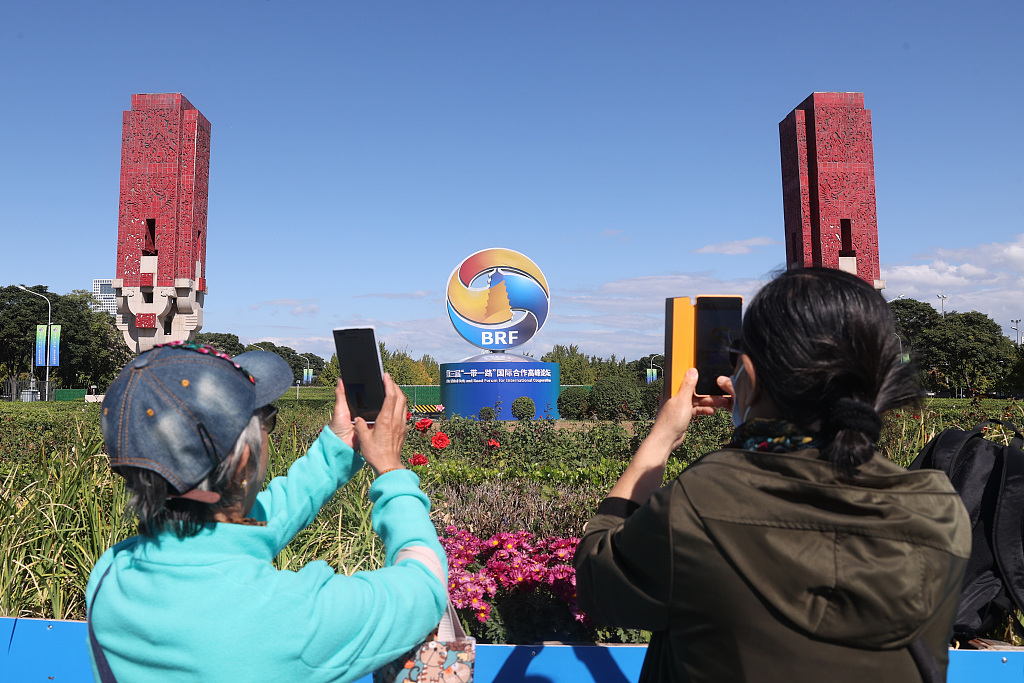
[121,413,264,538]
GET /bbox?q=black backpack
[908,419,1024,641]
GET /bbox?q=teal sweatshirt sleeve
[295,469,449,680]
[250,426,365,550]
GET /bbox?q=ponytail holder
[827,398,882,442]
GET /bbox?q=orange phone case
[664,297,695,399]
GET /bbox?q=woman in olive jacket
[574,268,970,683]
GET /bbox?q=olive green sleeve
[573,483,677,631]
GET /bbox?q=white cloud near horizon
[356,290,433,300]
[256,234,1024,362]
[247,298,320,317]
[693,236,780,255]
[882,233,1024,333]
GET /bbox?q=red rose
[406,411,413,421]
[431,432,450,449]
[415,418,433,432]
[409,453,429,466]
[487,439,500,449]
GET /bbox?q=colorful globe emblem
[446,248,550,351]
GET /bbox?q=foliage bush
[510,396,536,421]
[639,379,664,420]
[4,398,1023,641]
[587,375,643,420]
[478,406,496,421]
[556,385,589,420]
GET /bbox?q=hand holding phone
[664,295,742,399]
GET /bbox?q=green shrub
[511,396,536,421]
[587,375,643,420]
[557,386,589,420]
[5,398,1017,641]
[639,379,663,420]
[478,406,496,421]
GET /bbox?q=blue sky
[4,1,1023,362]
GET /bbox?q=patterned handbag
[374,601,475,683]
[374,546,475,683]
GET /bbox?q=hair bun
[828,398,882,442]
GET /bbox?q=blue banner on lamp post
[35,325,47,367]
[48,325,61,366]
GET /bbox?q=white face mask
[730,363,750,427]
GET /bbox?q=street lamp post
[16,285,52,401]
[1012,319,1021,347]
[937,294,948,318]
[649,354,664,384]
[894,332,904,360]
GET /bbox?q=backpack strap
[909,427,976,475]
[992,421,1024,621]
[908,636,943,683]
[88,563,119,683]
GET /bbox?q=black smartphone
[693,296,742,396]
[333,326,386,422]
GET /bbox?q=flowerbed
[2,397,1022,642]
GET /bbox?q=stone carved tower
[779,92,884,289]
[113,94,211,352]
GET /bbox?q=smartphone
[693,296,742,396]
[333,327,386,422]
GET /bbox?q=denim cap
[102,342,293,501]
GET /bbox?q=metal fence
[0,378,46,402]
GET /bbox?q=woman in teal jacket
[87,343,447,682]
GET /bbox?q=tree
[541,344,596,385]
[242,341,320,383]
[61,290,134,390]
[889,298,941,350]
[1004,345,1024,396]
[194,332,246,357]
[319,353,340,386]
[379,343,432,385]
[0,285,132,391]
[0,285,50,381]
[916,311,1016,395]
[417,354,440,384]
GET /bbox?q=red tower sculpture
[779,92,884,289]
[112,93,211,352]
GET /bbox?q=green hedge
[3,398,1022,640]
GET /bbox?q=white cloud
[247,298,319,316]
[693,236,779,255]
[599,229,629,242]
[356,290,433,300]
[882,233,1024,335]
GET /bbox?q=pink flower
[415,418,433,432]
[431,431,450,449]
[409,453,429,467]
[474,603,492,623]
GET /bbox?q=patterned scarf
[726,418,820,453]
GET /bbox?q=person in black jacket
[574,268,970,683]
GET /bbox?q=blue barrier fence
[2,617,1021,682]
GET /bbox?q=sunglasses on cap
[259,405,278,434]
